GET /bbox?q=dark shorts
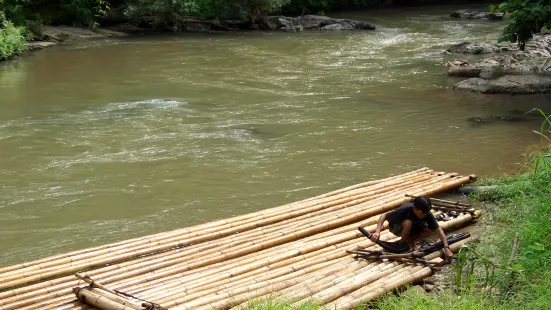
[390,222,428,237]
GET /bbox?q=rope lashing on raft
[114,289,162,310]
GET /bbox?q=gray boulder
[41,25,128,42]
[26,41,57,50]
[447,34,551,73]
[454,75,551,94]
[267,15,375,32]
[446,42,513,54]
[450,9,505,20]
[322,23,355,30]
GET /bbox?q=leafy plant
[491,0,551,50]
[0,0,31,26]
[125,0,198,30]
[60,0,110,27]
[0,11,28,60]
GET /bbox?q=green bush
[59,0,110,27]
[0,11,28,60]
[125,0,198,30]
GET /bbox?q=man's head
[412,195,432,219]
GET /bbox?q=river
[1,5,550,266]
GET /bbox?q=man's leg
[399,219,413,245]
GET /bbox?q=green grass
[241,296,323,310]
[0,12,28,61]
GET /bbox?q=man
[369,195,453,260]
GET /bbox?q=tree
[491,0,551,50]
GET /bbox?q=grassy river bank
[242,116,551,309]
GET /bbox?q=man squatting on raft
[369,195,454,260]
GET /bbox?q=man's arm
[437,227,453,260]
[369,213,387,242]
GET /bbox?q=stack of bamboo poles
[0,168,477,310]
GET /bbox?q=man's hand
[369,232,380,242]
[444,247,453,261]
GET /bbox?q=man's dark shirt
[386,202,439,231]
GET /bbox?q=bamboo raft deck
[0,168,479,310]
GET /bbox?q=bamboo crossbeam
[405,194,472,208]
[73,287,135,310]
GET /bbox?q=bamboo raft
[0,168,479,310]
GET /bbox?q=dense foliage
[0,11,28,60]
[0,0,383,32]
[491,0,551,50]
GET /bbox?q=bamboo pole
[325,236,477,310]
[233,221,476,310]
[169,258,345,310]
[73,287,135,310]
[73,274,152,310]
[66,232,401,310]
[405,194,472,208]
[279,262,403,305]
[43,237,375,310]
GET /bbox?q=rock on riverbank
[446,42,514,54]
[266,15,376,32]
[40,25,129,41]
[447,34,551,73]
[162,15,375,32]
[447,34,551,93]
[454,75,551,94]
[450,9,505,20]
